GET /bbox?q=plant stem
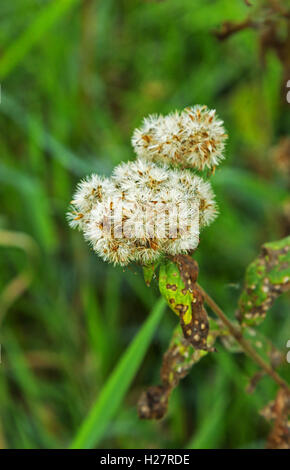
[197,283,289,390]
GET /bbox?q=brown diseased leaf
[137,385,169,420]
[172,255,210,350]
[172,254,199,287]
[260,388,290,449]
[237,236,290,327]
[137,318,222,420]
[179,287,209,350]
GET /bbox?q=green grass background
[0,0,289,449]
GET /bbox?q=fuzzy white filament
[131,105,227,171]
[68,160,217,266]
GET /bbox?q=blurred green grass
[0,0,289,449]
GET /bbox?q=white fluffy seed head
[68,103,225,267]
[193,177,218,227]
[68,160,217,266]
[67,175,115,231]
[131,105,227,171]
[171,171,218,227]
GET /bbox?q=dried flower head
[131,105,227,171]
[68,160,217,266]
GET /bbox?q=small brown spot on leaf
[166,283,177,291]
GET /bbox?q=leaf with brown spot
[237,236,290,327]
[159,257,210,350]
[159,260,193,320]
[143,262,159,287]
[137,319,225,420]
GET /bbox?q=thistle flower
[131,105,227,171]
[68,160,218,266]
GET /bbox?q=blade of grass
[70,297,166,449]
[186,371,228,449]
[0,0,80,79]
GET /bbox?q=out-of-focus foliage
[71,297,166,449]
[260,387,290,449]
[0,0,289,449]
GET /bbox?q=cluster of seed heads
[132,105,227,171]
[68,105,226,266]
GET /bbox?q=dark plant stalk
[197,283,289,390]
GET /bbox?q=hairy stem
[197,284,289,390]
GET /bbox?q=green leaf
[159,258,210,350]
[143,262,159,287]
[159,261,192,321]
[238,236,290,327]
[70,297,166,449]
